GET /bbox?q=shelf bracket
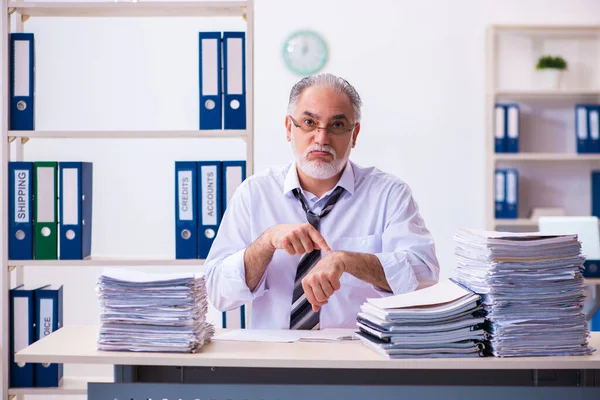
[240,136,248,143]
[21,137,29,145]
[21,14,30,23]
[242,6,247,21]
[8,7,16,16]
[8,136,16,143]
[8,265,17,272]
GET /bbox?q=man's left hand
[301,252,347,312]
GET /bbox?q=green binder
[34,161,58,260]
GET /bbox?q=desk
[15,326,600,399]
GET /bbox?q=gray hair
[287,73,362,122]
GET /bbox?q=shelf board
[9,375,112,395]
[494,153,600,162]
[495,89,600,97]
[8,257,205,267]
[8,130,247,140]
[586,278,600,285]
[7,1,248,18]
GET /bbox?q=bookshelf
[485,25,600,232]
[1,1,254,398]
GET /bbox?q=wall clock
[282,30,328,75]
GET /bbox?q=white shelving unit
[1,1,254,398]
[485,24,600,232]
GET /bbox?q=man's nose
[313,128,329,145]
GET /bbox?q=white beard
[291,134,353,180]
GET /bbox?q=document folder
[34,285,63,387]
[10,284,48,387]
[505,168,518,219]
[59,162,93,260]
[9,33,35,131]
[506,104,519,153]
[9,161,34,260]
[199,32,222,130]
[175,161,198,259]
[197,161,222,259]
[34,162,58,260]
[495,169,506,219]
[223,32,246,130]
[494,104,506,153]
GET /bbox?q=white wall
[2,0,600,398]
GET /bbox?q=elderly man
[204,73,439,329]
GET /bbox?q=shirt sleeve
[372,183,440,295]
[203,179,269,312]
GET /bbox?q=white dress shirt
[203,160,440,329]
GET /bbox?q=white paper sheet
[367,279,472,310]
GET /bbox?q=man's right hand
[267,223,331,256]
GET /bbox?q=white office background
[1,0,600,398]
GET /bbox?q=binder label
[14,297,29,353]
[591,109,599,140]
[226,167,243,205]
[201,165,217,225]
[37,167,55,223]
[578,107,588,139]
[495,106,505,139]
[508,106,518,138]
[495,172,505,201]
[226,38,244,95]
[506,172,517,204]
[178,171,193,221]
[62,168,79,225]
[201,38,219,96]
[39,298,54,338]
[14,169,29,223]
[14,40,30,96]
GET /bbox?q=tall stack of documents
[96,268,214,353]
[454,228,595,357]
[356,279,487,358]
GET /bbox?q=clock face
[282,30,328,75]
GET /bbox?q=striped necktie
[289,185,345,330]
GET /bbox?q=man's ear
[351,122,361,148]
[285,115,292,142]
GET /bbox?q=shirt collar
[282,161,355,196]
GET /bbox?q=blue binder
[592,171,600,219]
[199,32,223,130]
[10,284,48,388]
[34,285,63,387]
[221,160,247,329]
[9,161,34,260]
[495,169,506,219]
[175,161,198,259]
[223,32,246,130]
[9,33,35,131]
[576,104,594,153]
[506,104,519,153]
[505,168,518,219]
[197,161,222,259]
[589,105,600,153]
[59,162,93,260]
[494,104,506,153]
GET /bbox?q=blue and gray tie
[289,186,345,330]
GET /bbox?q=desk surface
[15,325,600,370]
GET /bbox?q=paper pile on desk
[454,228,595,357]
[356,279,487,358]
[96,268,214,353]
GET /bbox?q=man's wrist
[336,251,354,274]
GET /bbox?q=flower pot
[536,68,564,90]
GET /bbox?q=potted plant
[535,55,568,89]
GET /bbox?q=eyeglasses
[289,116,356,136]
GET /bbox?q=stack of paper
[96,268,214,353]
[356,279,487,358]
[454,228,594,357]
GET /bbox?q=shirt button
[361,239,367,246]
